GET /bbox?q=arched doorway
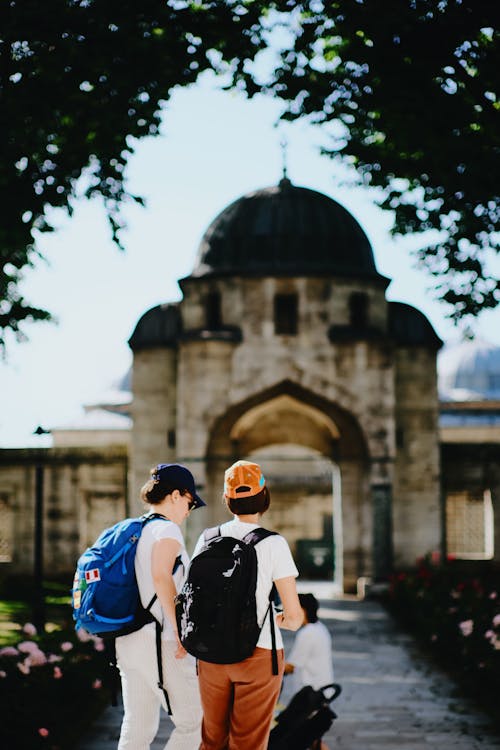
[201,380,369,592]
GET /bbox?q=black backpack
[268,683,342,750]
[175,525,279,671]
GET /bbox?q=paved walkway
[79,585,500,749]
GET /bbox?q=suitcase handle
[319,683,342,703]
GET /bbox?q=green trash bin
[295,539,334,579]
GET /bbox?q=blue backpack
[72,513,171,637]
[72,512,178,712]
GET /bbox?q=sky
[1,71,500,447]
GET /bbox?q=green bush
[0,621,110,750]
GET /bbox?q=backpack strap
[155,619,172,715]
[105,638,120,707]
[242,527,280,676]
[241,527,278,546]
[266,585,279,676]
[140,513,176,714]
[203,525,221,544]
[141,511,169,524]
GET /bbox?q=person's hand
[276,613,285,628]
[175,638,187,659]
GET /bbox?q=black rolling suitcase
[268,683,342,750]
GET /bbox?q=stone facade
[0,181,452,592]
[130,277,442,591]
[0,447,128,577]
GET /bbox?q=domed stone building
[129,179,443,591]
[3,180,498,591]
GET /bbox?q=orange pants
[198,647,284,750]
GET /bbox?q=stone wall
[393,347,441,566]
[0,447,127,578]
[130,347,178,507]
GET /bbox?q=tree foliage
[262,0,500,320]
[1,1,499,349]
[0,0,263,348]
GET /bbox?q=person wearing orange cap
[192,460,303,750]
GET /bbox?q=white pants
[116,624,202,750]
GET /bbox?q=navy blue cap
[152,463,206,509]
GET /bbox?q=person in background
[116,463,205,750]
[284,592,334,689]
[284,592,335,750]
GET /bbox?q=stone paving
[78,585,500,749]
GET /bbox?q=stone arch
[206,379,369,464]
[201,380,370,591]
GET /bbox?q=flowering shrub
[387,556,500,715]
[0,622,109,750]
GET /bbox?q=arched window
[349,292,369,328]
[274,294,298,335]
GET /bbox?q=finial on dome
[279,138,292,188]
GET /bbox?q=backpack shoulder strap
[203,525,222,543]
[242,527,280,676]
[242,527,278,546]
[141,512,170,525]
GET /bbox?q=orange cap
[224,460,266,499]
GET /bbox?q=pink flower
[38,727,49,737]
[26,649,47,667]
[60,641,74,652]
[53,666,63,679]
[17,661,31,675]
[92,678,102,690]
[459,620,474,637]
[0,670,7,678]
[485,630,495,642]
[76,628,92,643]
[22,623,37,636]
[0,646,19,657]
[492,614,500,628]
[489,591,498,600]
[48,654,63,663]
[17,641,40,654]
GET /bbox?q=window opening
[349,293,369,328]
[205,291,222,330]
[274,294,298,335]
[446,490,494,559]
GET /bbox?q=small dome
[438,338,500,400]
[128,304,181,352]
[191,179,383,279]
[388,302,443,350]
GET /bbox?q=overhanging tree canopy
[261,0,500,320]
[1,0,499,349]
[0,0,263,347]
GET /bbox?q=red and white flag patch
[85,568,101,583]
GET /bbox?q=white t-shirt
[288,621,334,690]
[134,515,189,641]
[192,518,298,650]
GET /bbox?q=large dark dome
[190,179,383,279]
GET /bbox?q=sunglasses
[182,492,196,511]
